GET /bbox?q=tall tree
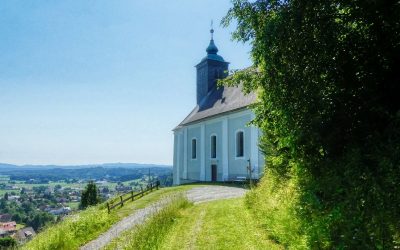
[80,181,100,209]
[223,0,400,248]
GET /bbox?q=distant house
[0,221,17,237]
[44,187,53,195]
[8,195,20,201]
[4,185,20,190]
[0,229,8,238]
[69,195,80,202]
[95,180,108,185]
[15,227,36,242]
[115,185,132,192]
[56,197,68,203]
[49,207,71,215]
[0,214,12,223]
[173,29,263,184]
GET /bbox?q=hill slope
[103,188,281,249]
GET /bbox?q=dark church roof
[176,84,256,129]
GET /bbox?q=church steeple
[206,25,218,54]
[195,25,229,104]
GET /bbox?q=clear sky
[0,1,251,166]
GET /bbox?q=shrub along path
[80,185,247,250]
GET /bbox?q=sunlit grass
[105,197,281,250]
[23,185,198,250]
[104,193,192,250]
[162,198,281,250]
[22,205,118,250]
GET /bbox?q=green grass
[105,193,192,250]
[22,184,200,250]
[109,184,199,219]
[104,196,281,250]
[22,205,118,250]
[162,198,281,250]
[245,172,312,249]
[0,190,9,196]
[65,201,79,210]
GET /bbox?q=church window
[211,135,217,158]
[191,139,197,159]
[236,131,244,157]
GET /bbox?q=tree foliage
[80,181,101,209]
[223,0,400,248]
[0,199,55,231]
[0,237,16,248]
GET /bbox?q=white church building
[173,29,263,185]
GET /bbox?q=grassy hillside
[23,185,195,250]
[24,183,281,250]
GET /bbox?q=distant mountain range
[0,162,172,170]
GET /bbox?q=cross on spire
[210,19,214,40]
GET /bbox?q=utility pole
[148,168,151,184]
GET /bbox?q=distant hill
[0,162,172,170]
[0,163,172,182]
[0,163,20,169]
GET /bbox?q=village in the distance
[0,163,172,243]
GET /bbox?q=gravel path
[80,186,247,250]
[186,186,248,204]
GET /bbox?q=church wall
[258,144,265,177]
[205,121,223,181]
[173,109,264,185]
[173,133,178,185]
[257,129,265,178]
[228,113,252,178]
[187,126,201,180]
[173,132,185,185]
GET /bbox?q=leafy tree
[223,0,400,248]
[0,237,16,247]
[27,212,54,231]
[12,213,22,223]
[0,200,5,210]
[101,186,109,193]
[3,192,8,201]
[80,181,100,209]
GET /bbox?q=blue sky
[0,1,251,165]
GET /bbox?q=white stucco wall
[173,108,263,185]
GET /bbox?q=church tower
[195,27,229,104]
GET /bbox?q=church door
[211,164,217,181]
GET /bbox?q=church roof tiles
[175,84,256,129]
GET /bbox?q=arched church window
[236,131,244,157]
[191,139,197,159]
[211,135,217,158]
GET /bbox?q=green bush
[224,0,400,248]
[0,237,17,248]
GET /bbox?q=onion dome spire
[206,20,219,54]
